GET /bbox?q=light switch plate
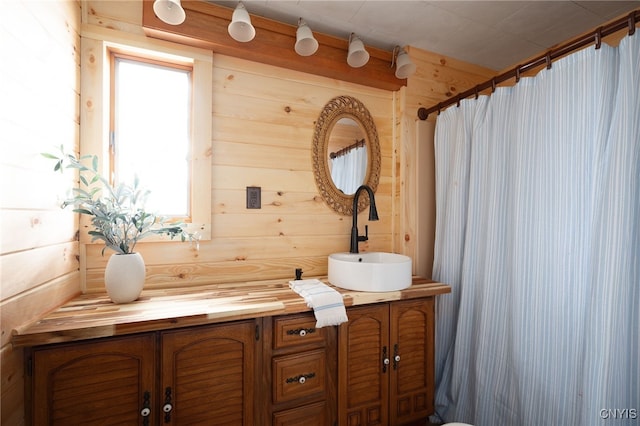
[246,186,261,209]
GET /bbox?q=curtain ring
[475,86,479,99]
[456,96,461,108]
[491,78,496,93]
[546,53,552,70]
[437,103,442,116]
[515,67,521,83]
[629,12,637,36]
[595,27,602,49]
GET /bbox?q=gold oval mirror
[312,96,381,215]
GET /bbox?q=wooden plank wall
[0,1,82,424]
[0,0,497,422]
[79,1,497,293]
[82,54,396,291]
[81,1,397,293]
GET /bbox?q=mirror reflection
[328,118,368,195]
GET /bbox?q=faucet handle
[358,225,369,243]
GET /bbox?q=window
[111,53,192,218]
[80,32,212,242]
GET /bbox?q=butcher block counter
[12,277,450,348]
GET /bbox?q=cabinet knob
[141,390,151,425]
[393,344,400,369]
[164,386,173,423]
[382,346,389,373]
[286,327,316,337]
[286,372,316,384]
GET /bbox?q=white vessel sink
[328,252,412,292]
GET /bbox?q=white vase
[104,252,146,303]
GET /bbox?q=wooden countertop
[12,277,450,348]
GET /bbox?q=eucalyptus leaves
[43,147,190,255]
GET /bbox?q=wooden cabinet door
[338,304,389,426]
[389,298,435,425]
[160,320,257,425]
[32,333,156,426]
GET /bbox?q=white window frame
[80,26,212,243]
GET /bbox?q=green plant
[43,146,190,255]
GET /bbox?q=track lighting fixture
[228,2,255,42]
[392,46,416,79]
[295,18,319,56]
[152,4,411,82]
[153,0,186,25]
[347,33,370,68]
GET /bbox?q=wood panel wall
[79,1,496,293]
[80,1,398,293]
[0,1,82,424]
[1,1,495,423]
[82,54,396,291]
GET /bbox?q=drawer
[273,349,326,404]
[273,313,325,349]
[272,400,327,426]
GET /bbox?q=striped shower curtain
[432,33,639,426]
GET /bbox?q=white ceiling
[208,1,639,70]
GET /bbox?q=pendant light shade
[153,0,186,25]
[228,2,256,43]
[295,19,319,56]
[393,47,417,79]
[347,33,370,68]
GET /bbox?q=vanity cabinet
[21,282,449,426]
[29,320,257,425]
[338,298,435,426]
[262,312,338,426]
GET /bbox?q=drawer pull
[287,327,316,337]
[286,372,316,384]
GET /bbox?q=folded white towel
[289,279,348,328]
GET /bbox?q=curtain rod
[330,139,366,159]
[418,10,639,121]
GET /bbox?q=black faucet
[350,185,379,253]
